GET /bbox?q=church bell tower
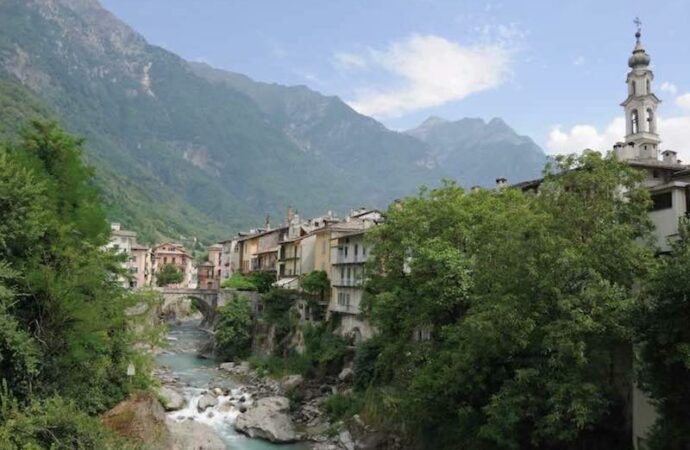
[620,18,661,160]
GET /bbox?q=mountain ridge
[0,0,546,243]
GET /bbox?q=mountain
[0,0,546,243]
[406,116,546,187]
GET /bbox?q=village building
[327,209,383,342]
[152,242,193,288]
[105,223,151,289]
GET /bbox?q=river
[155,320,308,450]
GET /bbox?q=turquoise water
[156,321,307,450]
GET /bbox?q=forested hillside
[0,0,546,244]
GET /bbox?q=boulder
[157,386,186,411]
[167,419,225,450]
[338,368,354,382]
[197,393,218,412]
[219,362,235,372]
[338,430,355,450]
[281,374,304,391]
[234,396,297,443]
[101,393,172,450]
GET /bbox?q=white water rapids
[156,320,307,450]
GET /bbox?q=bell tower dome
[620,18,661,160]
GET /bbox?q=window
[646,79,650,94]
[354,244,358,257]
[651,192,672,211]
[631,109,640,134]
[163,257,167,264]
[647,108,655,133]
[322,239,326,254]
[362,246,367,256]
[344,245,348,257]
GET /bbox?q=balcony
[332,278,362,287]
[330,302,359,314]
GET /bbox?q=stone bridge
[158,288,260,325]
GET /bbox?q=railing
[332,278,362,287]
[333,254,365,264]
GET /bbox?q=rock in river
[197,393,218,412]
[157,386,186,411]
[234,396,298,443]
[167,419,225,450]
[281,374,304,391]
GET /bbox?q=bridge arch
[159,288,219,326]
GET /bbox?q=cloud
[660,82,678,96]
[675,93,690,110]
[546,115,690,162]
[547,118,625,155]
[342,33,514,118]
[333,52,368,70]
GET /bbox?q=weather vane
[634,17,642,33]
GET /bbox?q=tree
[0,121,154,415]
[247,271,276,293]
[301,270,330,303]
[221,273,258,291]
[155,263,183,287]
[362,152,653,449]
[635,218,690,449]
[214,295,253,361]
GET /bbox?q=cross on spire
[634,17,642,31]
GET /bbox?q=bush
[248,354,310,378]
[221,274,257,291]
[214,295,253,361]
[247,271,276,293]
[304,324,347,375]
[0,391,135,450]
[155,263,183,287]
[323,392,364,422]
[353,337,383,392]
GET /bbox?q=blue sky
[101,0,690,156]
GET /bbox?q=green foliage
[363,152,653,449]
[221,274,258,291]
[303,324,347,376]
[247,271,276,294]
[261,288,300,328]
[214,295,253,361]
[0,389,136,450]
[248,354,310,379]
[155,263,183,287]
[301,270,330,303]
[0,121,156,445]
[353,337,383,392]
[301,270,330,295]
[323,392,364,422]
[635,218,690,449]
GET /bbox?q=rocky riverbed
[154,319,397,450]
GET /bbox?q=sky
[100,0,690,158]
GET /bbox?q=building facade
[105,223,151,289]
[152,242,193,288]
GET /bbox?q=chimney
[265,215,271,230]
[662,150,678,164]
[495,177,508,189]
[286,207,294,225]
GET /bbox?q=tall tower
[621,19,661,160]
